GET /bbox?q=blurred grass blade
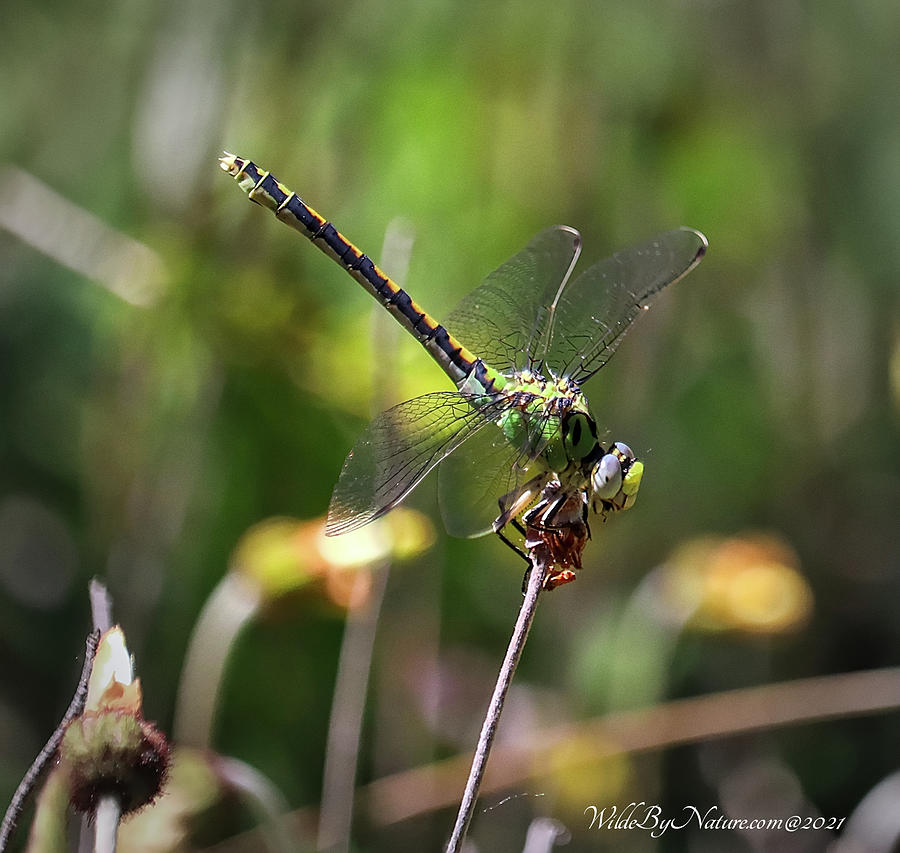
[0,165,167,306]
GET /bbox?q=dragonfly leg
[495,526,532,596]
[492,473,550,532]
[552,491,592,540]
[537,493,569,529]
[494,519,539,592]
[496,526,529,562]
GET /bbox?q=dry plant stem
[215,758,294,853]
[173,573,260,748]
[366,665,900,828]
[81,579,118,853]
[317,221,415,853]
[89,577,113,633]
[0,631,99,853]
[317,564,391,853]
[93,796,120,853]
[445,555,548,853]
[197,665,900,853]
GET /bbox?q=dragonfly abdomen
[220,154,479,386]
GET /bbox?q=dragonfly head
[591,441,643,513]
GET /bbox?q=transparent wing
[544,228,707,384]
[443,226,582,372]
[326,392,515,535]
[437,419,537,538]
[438,405,560,538]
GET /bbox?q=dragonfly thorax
[496,368,600,475]
[510,366,583,398]
[497,366,644,527]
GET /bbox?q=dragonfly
[220,154,707,585]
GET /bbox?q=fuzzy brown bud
[61,710,169,815]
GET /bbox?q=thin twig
[89,578,113,633]
[445,553,548,853]
[0,631,100,853]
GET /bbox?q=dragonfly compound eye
[563,412,598,463]
[613,441,635,463]
[591,453,623,499]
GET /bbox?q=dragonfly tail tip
[219,152,239,172]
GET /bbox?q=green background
[1,0,898,849]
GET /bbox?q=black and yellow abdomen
[220,154,486,390]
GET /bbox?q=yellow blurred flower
[230,508,434,609]
[538,733,633,820]
[662,532,813,635]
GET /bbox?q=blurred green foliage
[1,0,899,850]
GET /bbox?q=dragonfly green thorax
[462,364,644,539]
[219,154,707,575]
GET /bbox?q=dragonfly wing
[438,407,556,538]
[545,228,707,384]
[326,392,512,535]
[444,226,582,372]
